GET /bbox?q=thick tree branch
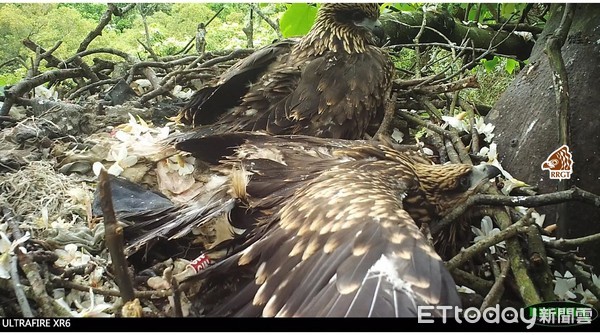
[78,4,118,53]
[543,4,575,237]
[381,10,534,61]
[0,68,85,117]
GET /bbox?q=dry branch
[98,169,135,302]
[22,39,66,69]
[480,259,510,310]
[546,232,600,249]
[433,187,600,235]
[446,211,532,270]
[78,4,118,53]
[51,278,173,299]
[248,4,283,39]
[0,68,85,117]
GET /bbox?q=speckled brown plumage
[178,3,393,140]
[122,133,501,317]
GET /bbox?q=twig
[99,169,135,302]
[50,278,173,299]
[487,23,543,34]
[248,4,283,39]
[2,207,71,316]
[431,18,519,85]
[458,98,480,153]
[171,277,183,317]
[484,202,541,305]
[444,139,461,164]
[480,259,510,311]
[68,78,120,99]
[39,41,63,61]
[413,76,479,95]
[525,225,557,301]
[71,56,100,84]
[139,48,253,104]
[446,211,532,270]
[564,263,600,310]
[386,43,517,58]
[413,5,428,78]
[63,48,133,65]
[546,232,600,249]
[450,268,494,296]
[374,91,397,139]
[433,187,600,235]
[0,57,22,69]
[10,255,34,317]
[399,110,472,164]
[22,39,66,69]
[137,39,159,61]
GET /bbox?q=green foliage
[0,4,97,64]
[386,3,422,12]
[0,69,26,87]
[58,3,106,21]
[504,59,519,75]
[279,3,317,38]
[481,57,500,73]
[467,57,518,106]
[480,56,520,75]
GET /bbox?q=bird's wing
[179,39,296,126]
[204,162,460,317]
[278,47,394,139]
[192,46,393,139]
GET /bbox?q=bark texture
[486,4,600,269]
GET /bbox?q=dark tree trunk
[485,4,600,270]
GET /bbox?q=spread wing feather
[198,161,460,317]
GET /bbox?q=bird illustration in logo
[541,145,573,180]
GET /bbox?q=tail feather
[122,196,236,256]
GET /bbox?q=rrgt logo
[541,145,573,180]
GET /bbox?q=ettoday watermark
[418,303,597,328]
[418,305,536,328]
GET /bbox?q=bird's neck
[297,17,370,56]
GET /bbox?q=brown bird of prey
[122,133,501,317]
[178,3,393,139]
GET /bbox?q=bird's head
[320,3,382,31]
[306,3,383,54]
[412,163,501,218]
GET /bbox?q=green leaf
[505,59,518,74]
[501,3,516,17]
[389,3,419,12]
[481,57,499,73]
[279,3,317,38]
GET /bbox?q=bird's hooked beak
[469,164,502,190]
[355,17,385,45]
[354,17,381,32]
